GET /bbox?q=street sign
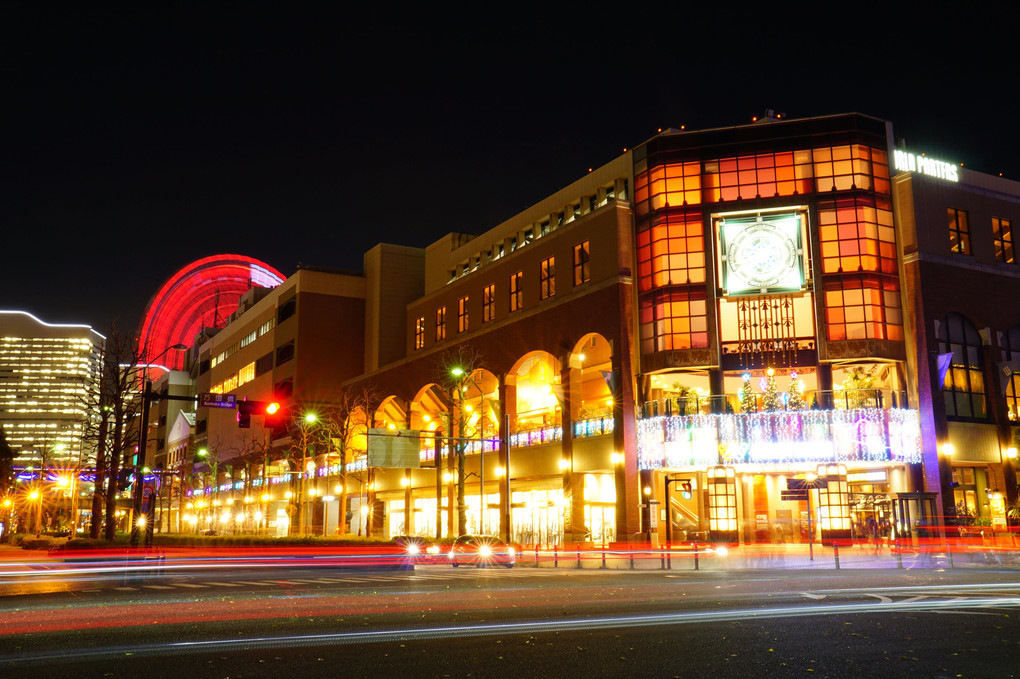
[781,490,808,502]
[199,392,237,408]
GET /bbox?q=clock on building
[719,212,804,295]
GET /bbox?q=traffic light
[680,480,693,500]
[236,399,284,429]
[117,467,133,491]
[237,400,255,428]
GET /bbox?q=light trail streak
[5,594,1020,667]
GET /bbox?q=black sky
[3,2,1017,333]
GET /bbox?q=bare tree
[437,345,486,537]
[78,326,143,540]
[317,385,381,536]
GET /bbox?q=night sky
[3,3,1017,333]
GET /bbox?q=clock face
[720,214,803,295]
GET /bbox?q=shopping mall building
[339,111,1020,547]
[164,112,1019,546]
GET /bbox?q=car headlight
[507,547,515,555]
[479,545,492,557]
[406,544,420,555]
[426,545,440,555]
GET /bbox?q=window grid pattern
[435,307,446,342]
[823,277,903,341]
[937,313,987,419]
[818,197,897,275]
[540,257,555,299]
[573,241,590,286]
[948,208,970,255]
[1002,325,1020,422]
[414,317,425,350]
[458,296,469,333]
[482,285,495,323]
[639,290,708,353]
[635,145,889,216]
[993,217,1014,264]
[510,272,523,312]
[636,211,705,293]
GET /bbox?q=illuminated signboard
[893,149,959,182]
[718,212,804,296]
[847,470,889,484]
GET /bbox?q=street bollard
[896,538,903,569]
[554,544,558,568]
[535,545,539,566]
[833,543,840,569]
[576,546,582,569]
[660,545,665,570]
[629,549,635,570]
[601,546,607,569]
[946,540,954,569]
[693,542,699,571]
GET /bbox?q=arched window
[1001,325,1020,422]
[937,313,986,419]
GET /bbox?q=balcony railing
[642,388,909,419]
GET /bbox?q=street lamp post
[130,343,186,548]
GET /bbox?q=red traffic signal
[237,400,283,428]
[680,481,693,500]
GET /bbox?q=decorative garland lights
[636,407,922,470]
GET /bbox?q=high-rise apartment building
[0,311,104,469]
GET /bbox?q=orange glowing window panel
[635,161,701,216]
[702,151,813,202]
[822,276,902,342]
[636,211,706,293]
[639,291,709,353]
[817,196,896,275]
[812,144,890,194]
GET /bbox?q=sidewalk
[525,540,1020,571]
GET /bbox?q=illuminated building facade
[894,160,1020,531]
[185,265,371,535]
[0,311,104,469]
[352,113,957,546]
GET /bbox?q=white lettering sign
[893,149,959,182]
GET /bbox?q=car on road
[448,535,516,568]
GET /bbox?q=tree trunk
[89,412,109,539]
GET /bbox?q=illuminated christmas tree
[739,373,757,412]
[761,367,783,411]
[787,371,805,410]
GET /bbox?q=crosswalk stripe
[142,585,176,590]
[172,583,209,588]
[113,587,138,591]
[202,582,242,587]
[231,581,276,586]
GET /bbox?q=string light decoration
[739,373,757,413]
[761,367,782,411]
[636,407,922,469]
[787,371,805,410]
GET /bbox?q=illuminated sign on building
[893,149,959,182]
[718,212,805,296]
[847,470,889,484]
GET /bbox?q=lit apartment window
[435,307,446,342]
[414,316,425,350]
[948,207,970,254]
[540,257,555,299]
[510,271,523,311]
[482,285,495,323]
[993,217,1014,264]
[573,241,590,286]
[937,312,987,419]
[458,297,469,333]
